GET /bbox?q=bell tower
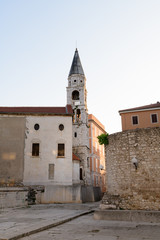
[67,49,91,184]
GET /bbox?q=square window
[132,116,138,125]
[32,143,39,157]
[151,114,158,123]
[58,143,65,157]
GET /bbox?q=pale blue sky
[0,0,160,133]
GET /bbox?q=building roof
[0,105,73,116]
[72,153,81,161]
[68,48,85,76]
[88,114,105,132]
[119,102,160,114]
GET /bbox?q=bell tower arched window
[72,90,79,100]
[77,109,81,121]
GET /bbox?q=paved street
[0,202,98,240]
[0,202,160,240]
[20,213,160,240]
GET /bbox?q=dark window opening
[58,143,65,157]
[132,116,138,125]
[32,143,39,157]
[59,124,64,131]
[74,132,77,137]
[72,110,75,123]
[80,168,83,180]
[87,157,90,168]
[74,80,76,82]
[151,114,158,123]
[34,124,40,130]
[77,109,81,121]
[72,90,79,100]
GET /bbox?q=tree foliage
[97,133,109,145]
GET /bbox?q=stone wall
[40,185,81,203]
[0,188,28,208]
[103,127,160,210]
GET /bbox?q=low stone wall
[104,127,160,210]
[94,210,160,223]
[0,188,28,208]
[81,186,102,202]
[40,185,82,203]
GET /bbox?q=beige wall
[0,116,25,186]
[120,109,160,131]
[88,114,106,193]
[105,127,160,210]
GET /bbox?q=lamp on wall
[131,157,138,170]
[99,164,104,170]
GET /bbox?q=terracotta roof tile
[119,102,160,114]
[72,153,81,161]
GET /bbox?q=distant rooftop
[0,105,73,115]
[72,153,80,161]
[88,114,105,132]
[68,48,85,76]
[119,102,160,114]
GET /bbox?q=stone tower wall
[104,127,160,210]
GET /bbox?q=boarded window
[132,116,138,125]
[49,164,54,179]
[58,144,65,157]
[32,143,39,157]
[151,114,158,123]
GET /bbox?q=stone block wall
[0,188,28,208]
[103,127,160,210]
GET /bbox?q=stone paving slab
[1,202,160,240]
[18,213,160,240]
[0,203,98,240]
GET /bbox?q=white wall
[23,115,72,186]
[72,160,80,184]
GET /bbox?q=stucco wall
[23,116,72,186]
[104,127,160,210]
[40,185,81,203]
[72,160,80,184]
[121,109,160,131]
[0,116,25,186]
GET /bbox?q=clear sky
[0,0,160,134]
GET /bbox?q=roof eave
[119,107,160,115]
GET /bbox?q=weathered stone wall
[0,188,28,208]
[104,127,160,210]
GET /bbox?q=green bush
[97,133,109,145]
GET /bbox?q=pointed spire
[68,48,85,76]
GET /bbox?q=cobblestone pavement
[20,213,160,240]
